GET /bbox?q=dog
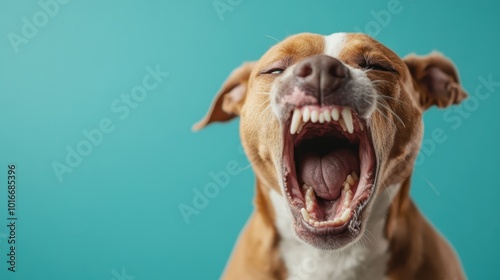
[194,32,467,280]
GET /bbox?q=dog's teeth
[297,122,305,134]
[343,182,350,193]
[346,174,355,186]
[343,188,353,208]
[341,181,353,208]
[323,110,331,122]
[319,113,324,123]
[301,208,311,221]
[351,171,359,181]
[331,108,340,121]
[302,107,311,122]
[311,110,319,123]
[339,208,351,223]
[290,109,302,134]
[305,187,315,212]
[342,108,354,134]
[339,118,347,131]
[358,120,364,131]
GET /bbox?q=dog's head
[194,33,466,250]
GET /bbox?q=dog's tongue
[298,148,359,200]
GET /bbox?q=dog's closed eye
[359,59,397,73]
[260,68,285,75]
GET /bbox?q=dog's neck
[268,183,401,280]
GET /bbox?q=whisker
[377,94,406,106]
[364,230,375,246]
[376,97,406,127]
[371,79,391,86]
[264,35,280,43]
[374,106,391,123]
[256,103,272,119]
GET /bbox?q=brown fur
[195,33,466,279]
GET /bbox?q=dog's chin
[281,106,377,250]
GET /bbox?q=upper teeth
[290,109,302,134]
[310,110,319,123]
[290,106,361,135]
[341,107,354,133]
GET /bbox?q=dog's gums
[283,104,376,244]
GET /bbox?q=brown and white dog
[194,32,467,280]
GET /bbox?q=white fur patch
[324,33,347,58]
[324,32,377,119]
[270,184,401,280]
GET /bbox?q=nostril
[295,63,313,78]
[329,64,348,78]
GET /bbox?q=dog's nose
[293,55,348,101]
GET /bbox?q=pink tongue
[298,148,359,200]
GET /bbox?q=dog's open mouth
[283,105,377,243]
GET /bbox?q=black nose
[293,55,348,101]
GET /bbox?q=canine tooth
[346,174,355,186]
[297,122,305,134]
[311,110,319,123]
[342,108,354,134]
[358,120,364,131]
[303,107,311,122]
[351,171,359,181]
[305,187,315,212]
[301,208,311,221]
[343,182,350,193]
[290,109,302,134]
[323,110,331,122]
[331,108,340,121]
[339,208,351,222]
[339,119,347,131]
[319,114,324,123]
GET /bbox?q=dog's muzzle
[271,55,379,249]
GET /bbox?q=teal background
[0,0,498,279]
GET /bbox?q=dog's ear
[403,52,467,110]
[192,61,255,131]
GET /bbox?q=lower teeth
[300,172,358,227]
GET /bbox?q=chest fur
[270,185,399,280]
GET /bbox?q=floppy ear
[403,52,467,110]
[192,62,256,131]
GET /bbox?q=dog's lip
[287,183,375,234]
[281,105,377,238]
[298,214,350,234]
